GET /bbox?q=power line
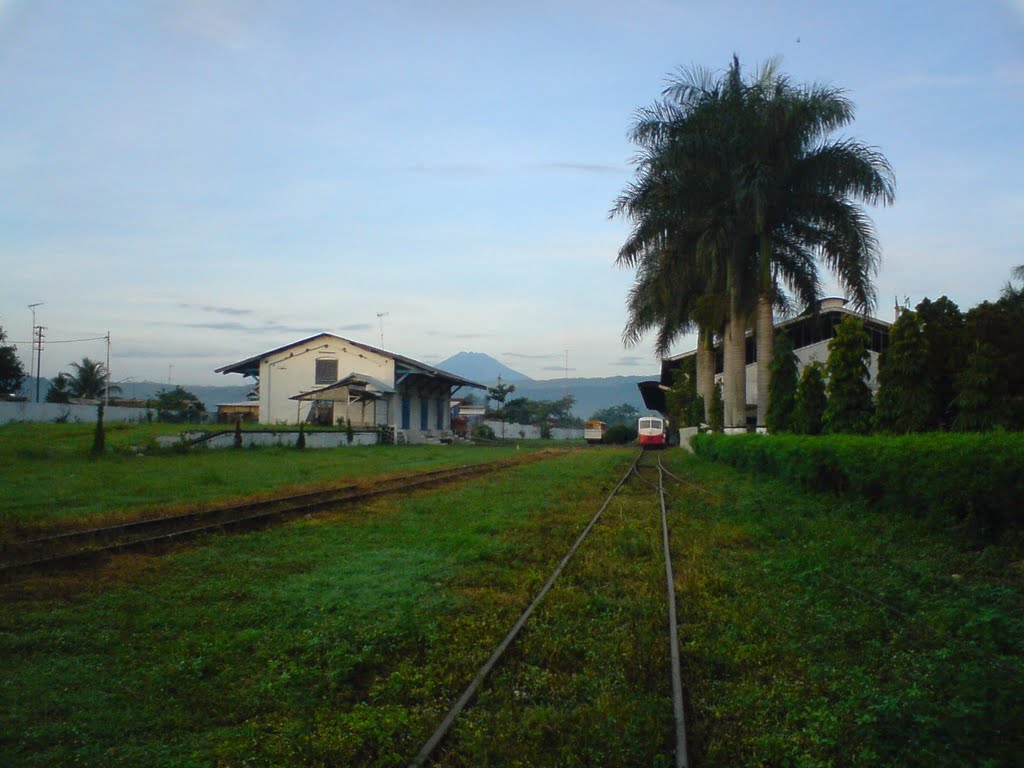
[9,335,108,345]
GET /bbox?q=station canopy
[289,373,396,403]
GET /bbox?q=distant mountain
[502,375,658,419]
[437,352,532,383]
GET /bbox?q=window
[315,358,338,385]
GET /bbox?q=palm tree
[614,64,748,425]
[615,58,894,429]
[63,357,120,400]
[736,61,895,426]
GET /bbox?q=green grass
[3,444,1021,766]
[2,449,659,768]
[663,451,1024,767]
[0,422,550,538]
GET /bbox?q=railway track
[0,457,538,581]
[408,448,690,768]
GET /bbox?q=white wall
[0,402,150,424]
[718,342,884,406]
[259,336,395,424]
[483,420,584,440]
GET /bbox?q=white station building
[216,334,485,442]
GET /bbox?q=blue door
[420,397,429,430]
[436,399,444,429]
[401,396,410,430]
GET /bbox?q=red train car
[637,415,668,448]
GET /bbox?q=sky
[1,0,1022,386]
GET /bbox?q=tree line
[665,266,1024,434]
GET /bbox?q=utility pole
[105,332,111,407]
[28,303,42,398]
[377,312,389,348]
[34,326,45,403]
[564,349,570,397]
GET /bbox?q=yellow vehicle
[583,419,606,444]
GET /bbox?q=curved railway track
[409,448,691,768]
[0,456,539,581]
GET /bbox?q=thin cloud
[503,352,560,360]
[542,365,576,371]
[335,323,373,332]
[540,162,622,175]
[611,356,646,366]
[179,303,253,317]
[407,162,494,178]
[158,320,326,335]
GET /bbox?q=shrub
[604,424,638,444]
[693,432,1024,537]
[473,424,495,440]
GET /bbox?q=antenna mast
[377,312,389,348]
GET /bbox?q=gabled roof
[216,333,485,389]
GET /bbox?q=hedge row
[692,432,1024,535]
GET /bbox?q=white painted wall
[719,342,883,407]
[258,336,395,424]
[0,402,150,424]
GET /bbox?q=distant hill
[483,375,657,419]
[19,378,252,412]
[437,352,532,382]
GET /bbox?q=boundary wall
[0,402,148,424]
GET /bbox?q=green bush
[604,423,638,444]
[693,432,1024,536]
[473,424,495,440]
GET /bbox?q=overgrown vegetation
[693,432,1024,536]
[665,452,1023,767]
[1,450,673,767]
[0,422,537,539]
[3,448,1019,766]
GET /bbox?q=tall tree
[765,331,799,433]
[793,362,827,435]
[823,316,873,434]
[953,343,1004,431]
[60,357,121,400]
[874,309,932,433]
[915,296,966,429]
[735,60,894,427]
[614,57,893,432]
[486,378,515,439]
[0,326,26,396]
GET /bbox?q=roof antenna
[377,312,389,348]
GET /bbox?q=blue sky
[2,0,1022,385]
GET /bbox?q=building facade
[639,298,892,424]
[216,334,484,441]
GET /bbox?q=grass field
[0,422,555,539]
[2,443,1021,766]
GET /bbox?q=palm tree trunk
[756,293,774,429]
[696,325,714,423]
[725,311,747,430]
